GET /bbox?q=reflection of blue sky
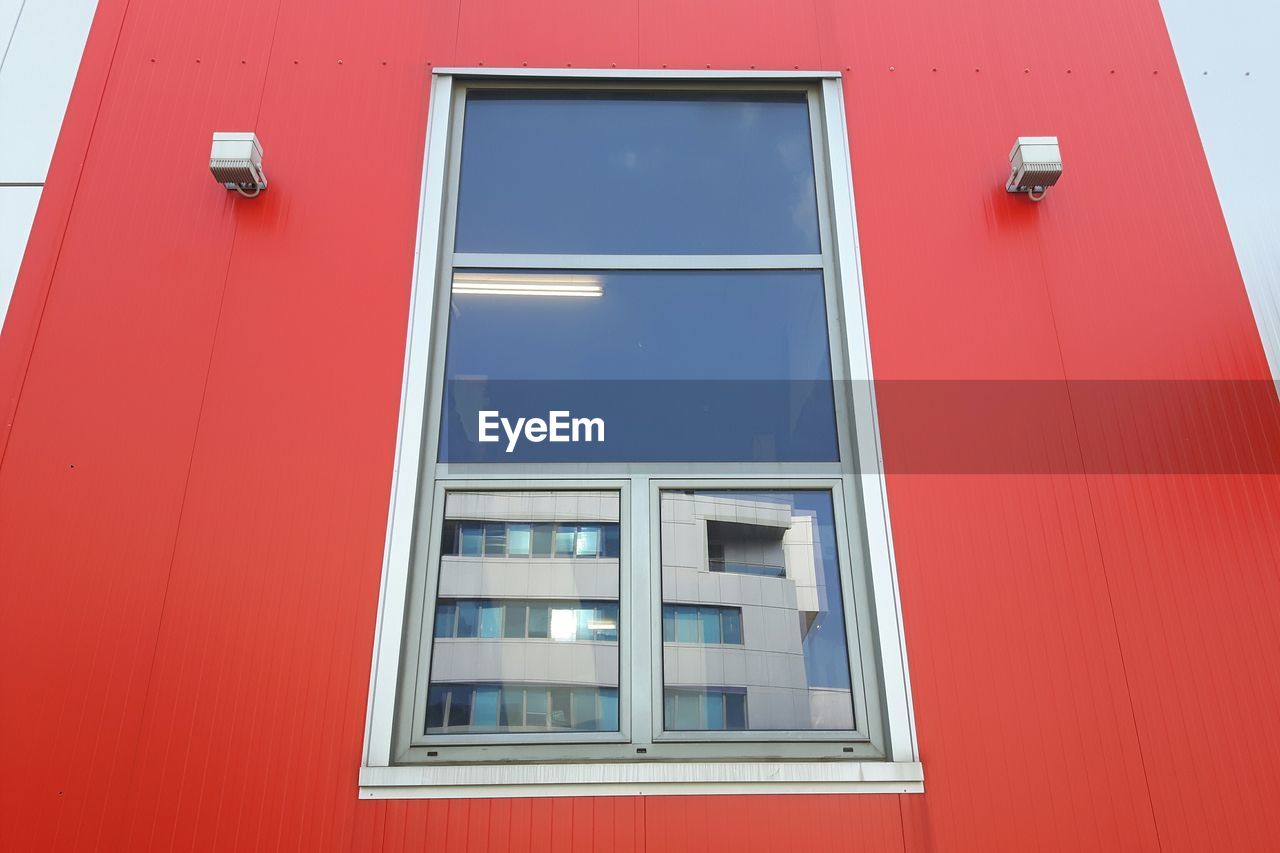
[698,491,852,691]
[455,92,820,255]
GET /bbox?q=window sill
[358,760,923,799]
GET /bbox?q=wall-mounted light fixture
[1006,136,1062,202]
[210,132,267,198]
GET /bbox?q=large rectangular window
[364,71,920,797]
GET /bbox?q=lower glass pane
[659,489,855,732]
[426,490,622,735]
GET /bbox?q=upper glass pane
[454,91,820,255]
[659,490,854,732]
[439,269,838,462]
[426,490,621,735]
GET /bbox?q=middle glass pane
[426,490,622,735]
[440,269,838,462]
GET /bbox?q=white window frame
[360,68,921,798]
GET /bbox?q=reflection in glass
[441,519,620,558]
[532,523,553,557]
[435,600,619,643]
[478,602,502,638]
[456,601,478,638]
[508,524,531,556]
[576,528,599,557]
[441,269,838,463]
[455,91,819,255]
[426,491,622,734]
[460,525,482,556]
[663,688,749,731]
[660,490,854,731]
[427,684,619,733]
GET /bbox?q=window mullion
[628,474,654,748]
[450,253,825,271]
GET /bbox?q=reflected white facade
[427,491,622,732]
[660,492,854,730]
[426,489,854,734]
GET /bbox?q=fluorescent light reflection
[452,272,604,298]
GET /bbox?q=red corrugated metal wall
[1,0,1278,850]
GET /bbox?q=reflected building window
[426,491,622,735]
[664,688,749,731]
[427,684,620,733]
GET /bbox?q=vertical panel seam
[1033,239,1167,853]
[452,0,463,64]
[253,0,286,127]
[117,2,286,844]
[0,0,126,469]
[120,216,243,852]
[809,0,824,69]
[0,0,28,72]
[897,793,907,852]
[13,6,136,846]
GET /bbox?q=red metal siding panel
[637,0,821,70]
[1084,476,1280,852]
[456,0,634,69]
[1,0,1278,851]
[0,1,282,850]
[1026,36,1280,850]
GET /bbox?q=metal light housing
[210,132,267,195]
[1006,136,1062,199]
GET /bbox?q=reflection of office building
[661,492,854,731]
[425,491,622,733]
[424,489,852,734]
